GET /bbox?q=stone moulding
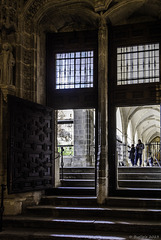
[95,0,113,12]
[23,0,95,22]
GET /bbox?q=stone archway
[18,0,99,104]
[18,0,109,203]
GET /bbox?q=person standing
[135,139,144,166]
[128,144,135,166]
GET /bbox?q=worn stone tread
[0,227,156,240]
[3,215,161,225]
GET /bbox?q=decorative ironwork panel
[8,95,54,194]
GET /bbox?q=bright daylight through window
[57,110,74,156]
[117,43,159,85]
[55,51,94,89]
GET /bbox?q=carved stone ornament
[24,0,111,29]
[99,12,107,30]
[25,0,45,22]
[95,0,113,12]
[0,85,16,103]
[0,42,15,86]
[0,1,17,31]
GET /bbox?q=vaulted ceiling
[23,0,161,31]
[120,105,160,144]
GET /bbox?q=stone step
[59,168,95,189]
[118,167,161,173]
[2,196,161,239]
[41,195,161,209]
[60,167,95,173]
[61,179,95,187]
[60,173,95,179]
[40,196,97,206]
[118,180,161,188]
[118,173,161,180]
[0,227,139,240]
[45,187,95,196]
[105,196,161,209]
[2,216,161,235]
[25,205,161,221]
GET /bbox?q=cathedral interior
[1,0,161,239]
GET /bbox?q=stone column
[97,13,108,204]
[74,109,95,167]
[122,133,129,166]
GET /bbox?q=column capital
[99,12,107,29]
[98,12,108,38]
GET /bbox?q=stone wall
[74,109,95,167]
[59,109,95,168]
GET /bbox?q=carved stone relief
[0,42,15,85]
[23,49,32,65]
[0,1,17,31]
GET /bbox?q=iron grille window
[55,51,93,89]
[117,43,160,85]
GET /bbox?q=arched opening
[117,105,161,189]
[21,2,99,194]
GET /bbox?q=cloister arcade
[116,105,160,167]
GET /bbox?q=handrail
[58,145,74,181]
[0,184,6,232]
[60,147,64,180]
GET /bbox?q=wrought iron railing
[58,145,74,181]
[145,143,161,167]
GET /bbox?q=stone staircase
[56,167,96,194]
[1,195,161,239]
[118,166,161,189]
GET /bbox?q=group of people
[129,139,144,167]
